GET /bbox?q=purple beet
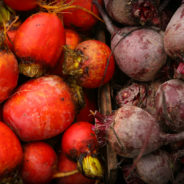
[155,79,184,132]
[103,0,160,26]
[94,105,184,158]
[135,149,184,184]
[93,0,167,82]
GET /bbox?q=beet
[94,105,184,158]
[14,12,65,77]
[21,142,57,184]
[0,121,23,177]
[164,3,184,61]
[103,0,160,26]
[61,121,98,160]
[63,40,115,88]
[0,50,19,103]
[155,79,184,132]
[93,0,167,82]
[3,75,75,142]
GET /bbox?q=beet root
[93,0,167,82]
[94,105,184,158]
[155,79,184,132]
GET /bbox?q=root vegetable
[94,105,184,158]
[14,12,65,77]
[103,0,160,26]
[3,75,75,142]
[155,79,184,132]
[93,0,167,82]
[0,50,19,103]
[0,121,23,177]
[21,142,57,184]
[63,40,115,88]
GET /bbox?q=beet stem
[92,0,117,35]
[160,131,184,144]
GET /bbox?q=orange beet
[21,142,57,184]
[0,50,19,103]
[3,75,75,141]
[0,121,23,177]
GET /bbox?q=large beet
[3,75,75,142]
[155,79,184,132]
[93,0,167,82]
[94,105,184,158]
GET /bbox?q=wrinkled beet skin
[155,79,184,132]
[107,105,161,158]
[0,51,19,103]
[14,12,65,67]
[57,153,95,184]
[136,150,172,184]
[3,75,75,142]
[76,40,115,88]
[21,142,57,184]
[111,28,167,81]
[164,4,184,60]
[61,122,97,160]
[0,122,23,177]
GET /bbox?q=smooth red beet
[62,0,102,31]
[0,121,23,177]
[61,121,97,160]
[57,153,95,184]
[14,12,65,77]
[0,50,19,103]
[21,142,57,184]
[3,75,75,142]
[93,0,167,82]
[63,40,115,88]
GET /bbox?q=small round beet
[21,142,57,184]
[0,121,23,176]
[61,122,97,160]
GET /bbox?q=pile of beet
[1,0,184,184]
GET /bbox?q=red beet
[93,0,167,82]
[56,153,95,184]
[61,121,98,160]
[5,29,17,51]
[14,12,65,77]
[62,0,103,31]
[63,40,115,88]
[21,142,57,184]
[0,50,19,103]
[3,75,75,141]
[155,79,184,132]
[94,105,184,158]
[103,0,160,26]
[0,121,23,177]
[3,0,37,11]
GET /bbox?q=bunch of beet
[1,0,184,183]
